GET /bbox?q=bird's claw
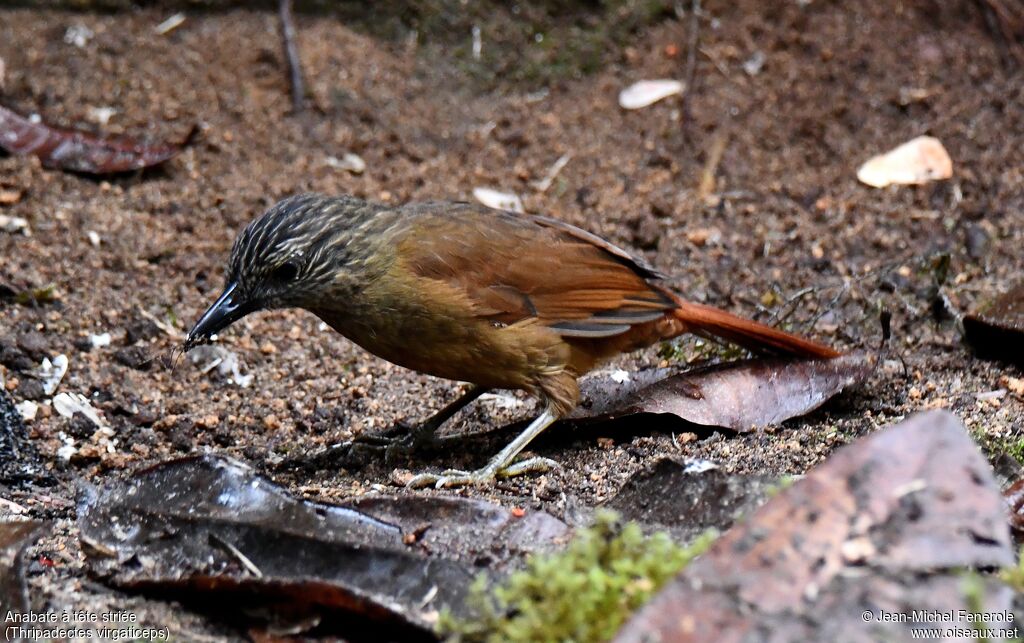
[405,456,559,489]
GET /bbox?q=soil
[0,1,1022,639]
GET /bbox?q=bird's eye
[272,261,300,282]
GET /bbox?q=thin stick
[279,0,306,112]
[684,0,700,84]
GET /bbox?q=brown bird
[186,194,839,488]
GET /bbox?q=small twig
[139,308,184,340]
[279,0,306,112]
[683,0,701,86]
[531,154,571,193]
[680,0,701,122]
[209,533,263,578]
[697,127,728,198]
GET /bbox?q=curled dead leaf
[0,104,190,174]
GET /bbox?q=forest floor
[1,1,1022,639]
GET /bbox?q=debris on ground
[574,353,874,432]
[187,344,253,387]
[0,389,54,486]
[856,135,953,188]
[0,214,30,235]
[325,153,367,174]
[472,187,524,213]
[605,457,778,542]
[0,104,188,174]
[618,80,685,110]
[440,510,714,643]
[79,455,569,639]
[33,354,68,396]
[615,410,1015,642]
[0,520,49,614]
[963,281,1024,367]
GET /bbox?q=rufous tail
[671,297,841,359]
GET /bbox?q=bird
[185,193,840,488]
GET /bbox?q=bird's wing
[395,202,674,338]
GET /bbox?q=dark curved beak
[184,282,255,351]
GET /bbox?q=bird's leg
[407,406,560,489]
[355,386,488,457]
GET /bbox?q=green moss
[439,511,715,642]
[999,547,1024,593]
[14,284,58,306]
[972,430,1024,465]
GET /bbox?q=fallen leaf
[618,80,685,110]
[33,354,68,395]
[472,187,524,213]
[606,458,777,542]
[0,389,54,486]
[0,520,48,615]
[574,353,873,432]
[615,411,1015,642]
[325,153,366,175]
[0,104,189,175]
[52,392,107,429]
[188,344,253,387]
[80,455,568,637]
[1004,477,1024,536]
[856,135,953,188]
[0,214,30,235]
[963,282,1024,367]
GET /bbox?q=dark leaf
[575,353,873,432]
[0,389,55,487]
[614,411,1015,643]
[0,104,187,175]
[1003,477,1024,537]
[964,282,1024,367]
[79,455,568,639]
[605,458,777,541]
[0,520,48,615]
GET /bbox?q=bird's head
[184,193,376,351]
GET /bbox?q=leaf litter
[0,104,190,175]
[78,455,569,639]
[573,352,874,432]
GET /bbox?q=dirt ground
[1,0,1022,639]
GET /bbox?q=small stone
[114,345,151,371]
[0,189,22,205]
[14,378,45,401]
[67,413,96,439]
[964,223,990,261]
[686,228,720,247]
[16,332,49,361]
[390,469,414,486]
[1001,376,1024,398]
[262,415,281,431]
[196,414,220,429]
[125,318,161,345]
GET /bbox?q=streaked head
[185,193,370,350]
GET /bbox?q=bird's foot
[406,456,559,489]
